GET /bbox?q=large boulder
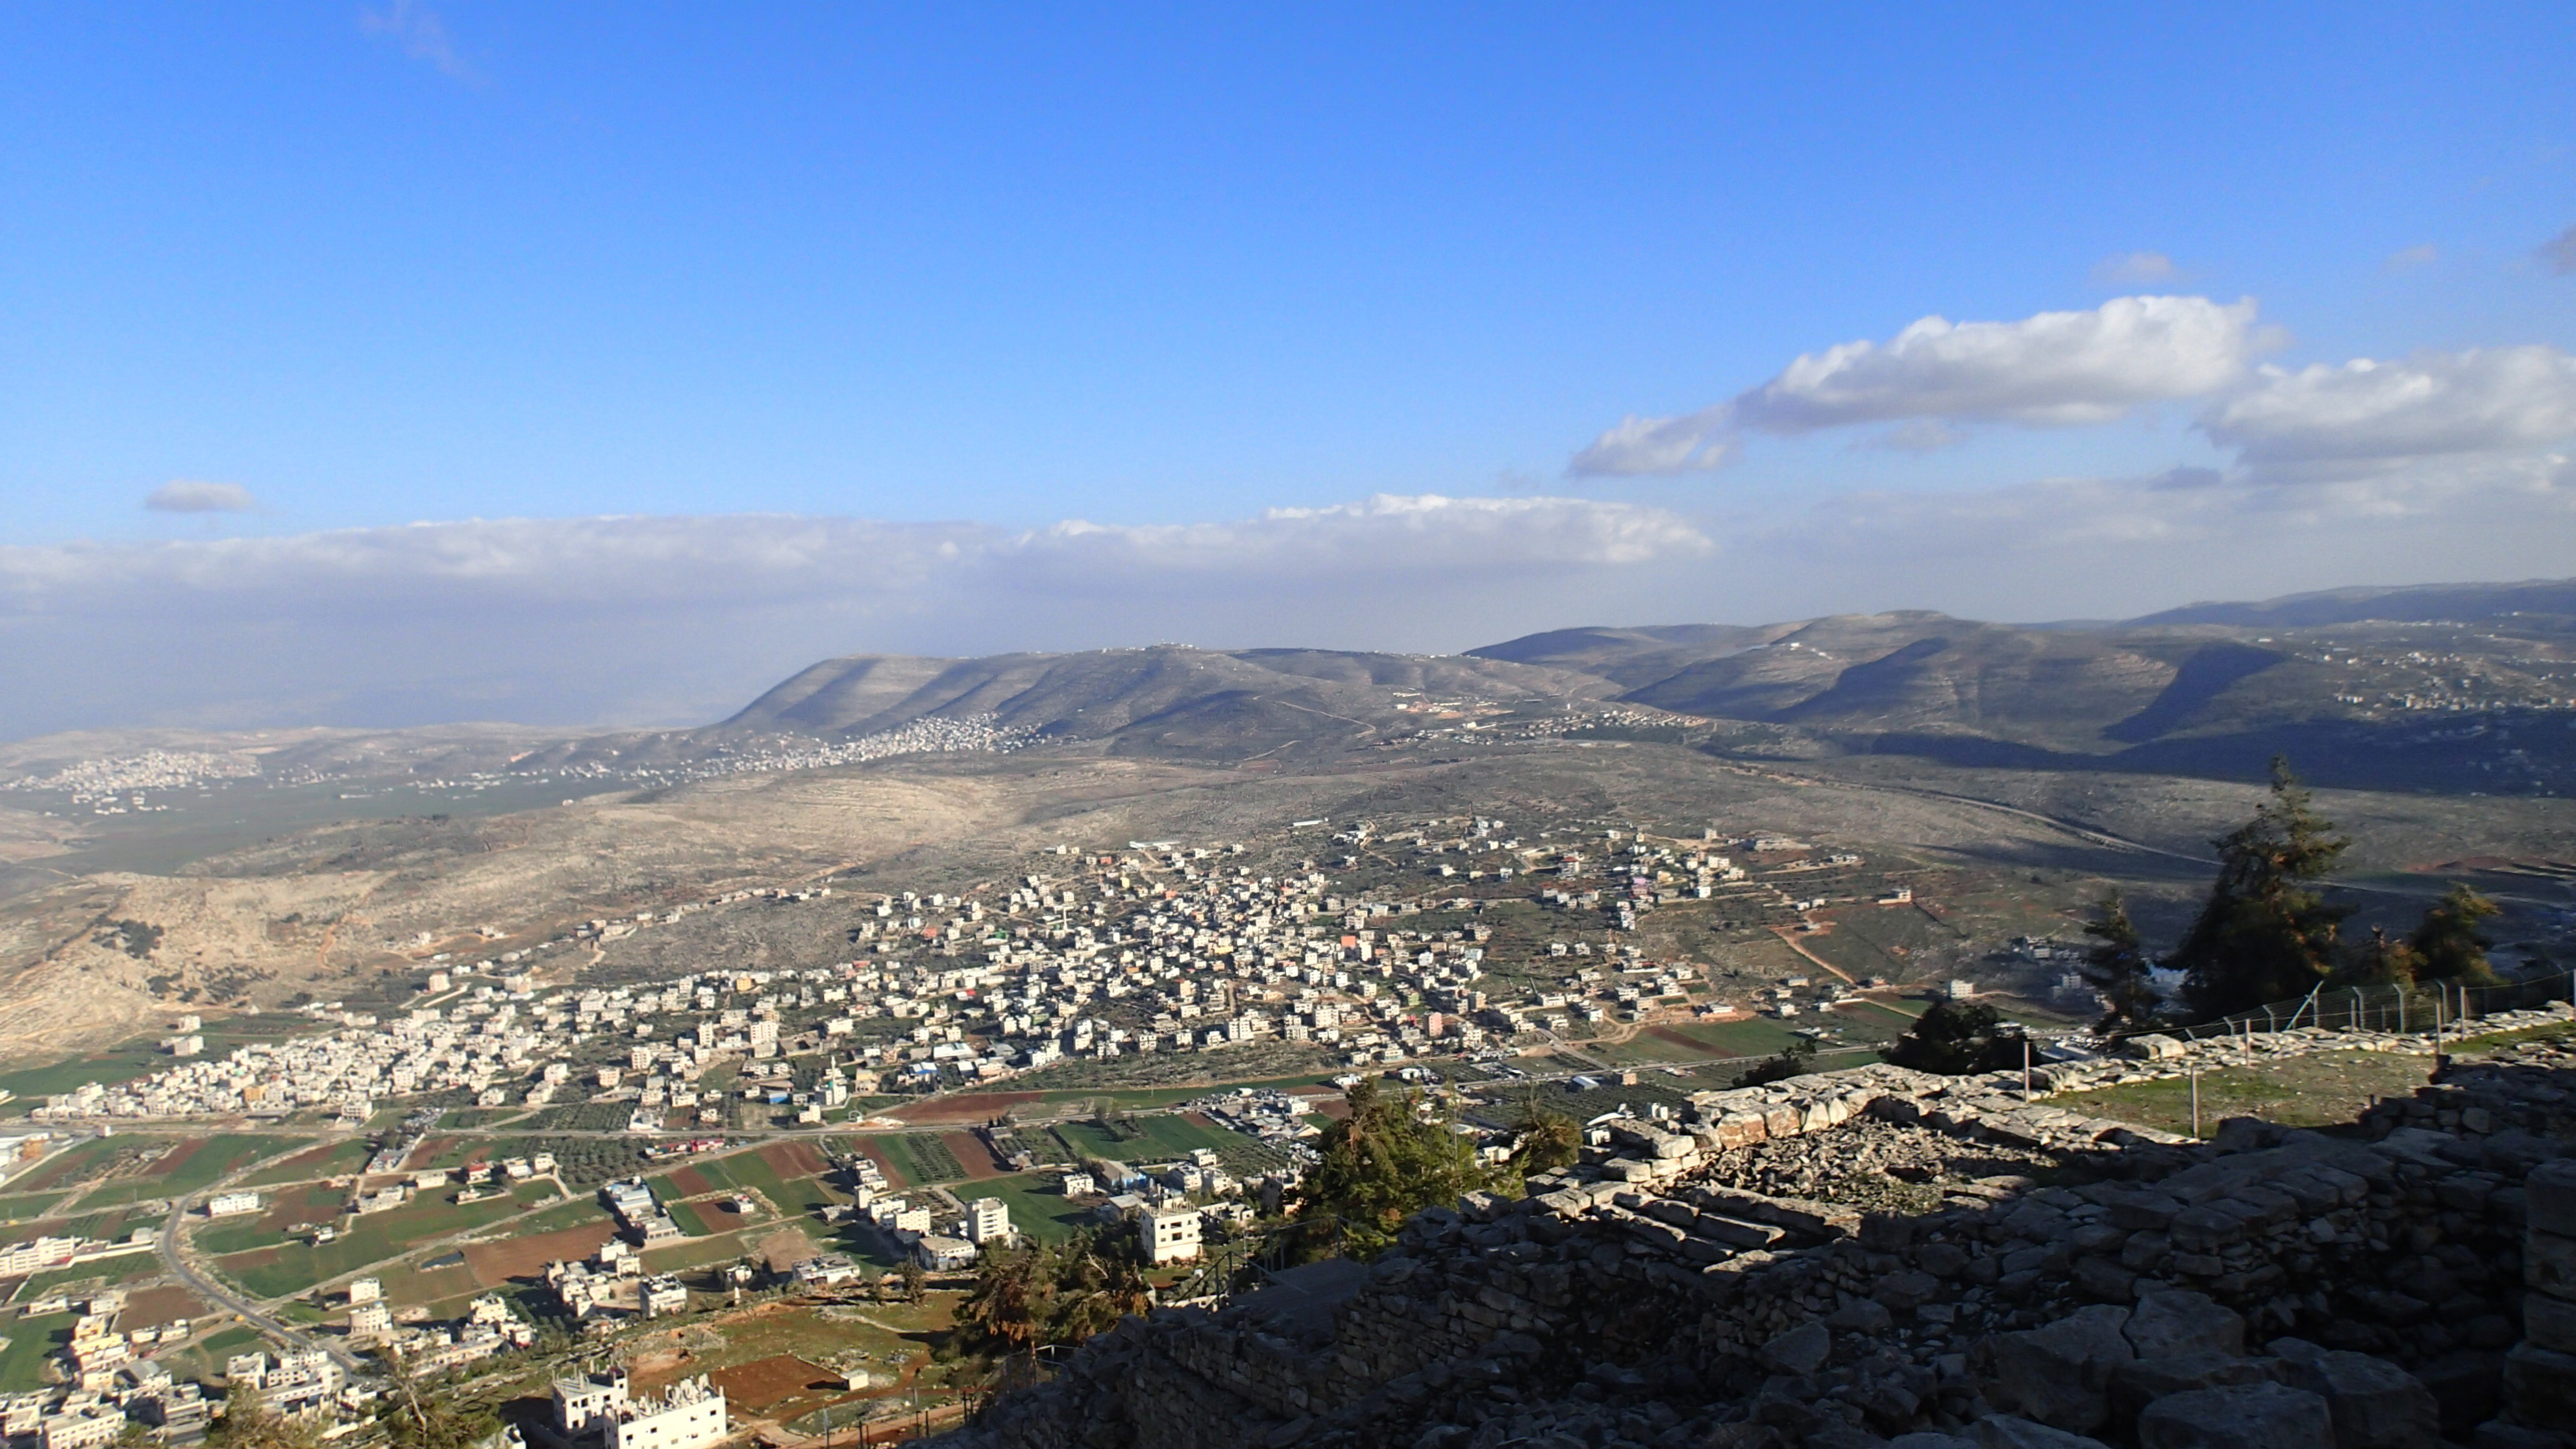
[1990,1306,2136,1434]
[2290,1352,2440,1449]
[2136,1383,2335,1449]
[2109,1354,2277,1437]
[2126,1291,2247,1359]
[1759,1320,1833,1376]
[1970,1417,2112,1449]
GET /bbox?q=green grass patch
[240,1139,375,1187]
[880,1135,965,1186]
[0,1311,73,1392]
[663,1198,721,1235]
[1629,1017,1809,1059]
[967,1172,1103,1245]
[209,1189,534,1297]
[0,1191,69,1222]
[1048,1113,1242,1165]
[7,1252,163,1305]
[8,1138,129,1195]
[2049,1049,2435,1138]
[0,1049,166,1108]
[641,1229,763,1273]
[710,1146,843,1219]
[69,1134,303,1209]
[515,1196,612,1233]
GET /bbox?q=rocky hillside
[718,645,1620,762]
[945,1015,2576,1449]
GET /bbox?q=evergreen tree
[1501,1098,1581,1182]
[956,1226,1154,1356]
[376,1350,497,1449]
[1291,1077,1495,1259]
[2077,891,2158,1030]
[2409,883,2503,985]
[1045,1228,1153,1344]
[2342,926,2423,988]
[956,1241,1054,1354]
[1883,1001,2025,1076]
[210,1389,319,1449]
[2173,758,2353,1018]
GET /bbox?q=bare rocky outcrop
[945,1013,2576,1449]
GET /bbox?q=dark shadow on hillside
[2103,643,2283,743]
[1824,715,2573,795]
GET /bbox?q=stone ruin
[944,1005,2576,1449]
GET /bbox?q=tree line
[2081,756,2506,1030]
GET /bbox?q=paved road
[157,1189,367,1374]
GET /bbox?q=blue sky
[4,5,2576,734]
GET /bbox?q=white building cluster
[38,819,1864,1131]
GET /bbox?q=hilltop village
[32,817,1931,1128]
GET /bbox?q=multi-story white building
[1140,1205,1201,1265]
[965,1197,1011,1246]
[606,1378,726,1449]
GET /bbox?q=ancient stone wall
[948,1008,2576,1449]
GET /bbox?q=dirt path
[1768,926,1855,984]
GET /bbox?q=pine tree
[2410,883,2503,985]
[957,1241,1054,1354]
[1292,1077,1496,1259]
[1883,1001,2024,1075]
[2077,891,2158,1030]
[1502,1098,1581,1182]
[2173,757,2353,1018]
[2342,926,2423,988]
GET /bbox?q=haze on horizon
[5,6,2576,741]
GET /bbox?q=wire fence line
[2097,962,2576,1052]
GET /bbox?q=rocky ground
[945,1013,2576,1449]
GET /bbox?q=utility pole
[2189,1067,2201,1139]
[2021,1039,2032,1104]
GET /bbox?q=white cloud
[2383,243,2440,272]
[2198,346,2576,475]
[1566,412,1739,477]
[360,0,477,82]
[1570,295,2264,475]
[2540,225,2576,277]
[0,497,1710,738]
[143,480,256,514]
[2091,251,2179,285]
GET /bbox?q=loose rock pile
[944,1022,2576,1449]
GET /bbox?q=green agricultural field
[0,1191,69,1222]
[7,1253,164,1306]
[193,1185,342,1256]
[7,1138,129,1196]
[0,1310,74,1391]
[1624,1016,1809,1060]
[515,1196,614,1233]
[240,1139,375,1187]
[967,1172,1101,1245]
[662,1198,722,1235]
[209,1186,542,1297]
[723,1150,842,1217]
[0,1049,166,1111]
[1050,1113,1243,1165]
[71,1134,303,1209]
[641,1228,765,1273]
[880,1135,965,1185]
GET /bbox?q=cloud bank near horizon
[1570,297,2576,493]
[6,477,2573,743]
